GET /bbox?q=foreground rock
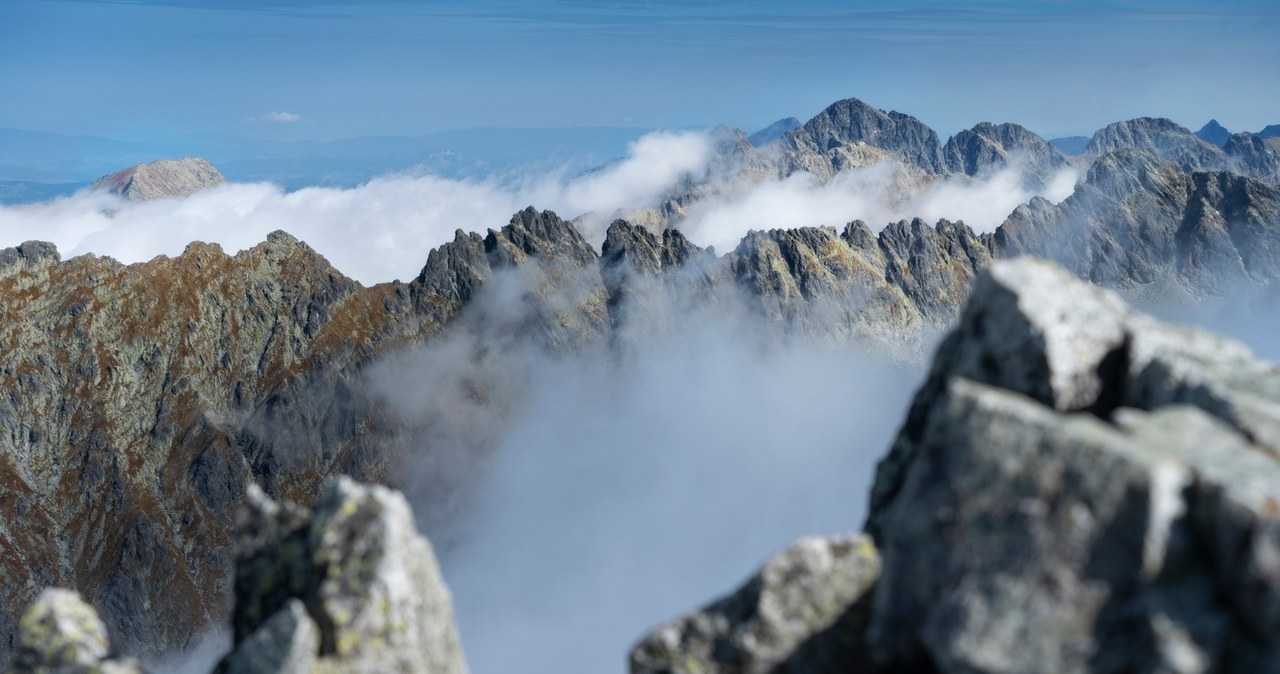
[217,477,467,674]
[631,534,880,674]
[91,157,226,201]
[7,588,141,673]
[636,258,1280,673]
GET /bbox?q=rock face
[636,257,1280,673]
[1084,118,1280,187]
[1224,132,1280,186]
[866,258,1280,672]
[1196,119,1231,146]
[942,122,1069,188]
[91,157,226,201]
[217,477,467,674]
[630,534,880,674]
[8,588,142,673]
[1085,118,1228,173]
[995,148,1280,293]
[779,97,946,179]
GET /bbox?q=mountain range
[3,94,1280,668]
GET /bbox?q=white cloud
[0,130,716,285]
[358,266,927,674]
[0,130,1076,288]
[675,162,1080,253]
[257,111,301,123]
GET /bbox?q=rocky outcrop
[747,117,802,147]
[779,97,946,179]
[631,534,880,674]
[865,258,1280,672]
[91,158,226,201]
[216,477,467,674]
[942,122,1070,188]
[1196,119,1231,146]
[7,588,142,673]
[637,257,1280,673]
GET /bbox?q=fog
[357,262,927,674]
[678,161,1078,252]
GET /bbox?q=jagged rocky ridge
[9,256,1280,672]
[1085,117,1280,186]
[3,145,1280,665]
[633,257,1280,673]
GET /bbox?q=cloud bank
[0,130,1076,287]
[256,111,301,123]
[353,260,927,674]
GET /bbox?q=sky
[1,0,1278,143]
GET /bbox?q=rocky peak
[0,240,60,281]
[942,122,1069,188]
[90,157,226,201]
[781,97,946,177]
[1085,117,1227,173]
[484,206,598,269]
[1196,118,1231,146]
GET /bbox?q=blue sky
[1,0,1278,141]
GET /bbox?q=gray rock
[630,534,881,674]
[90,157,226,201]
[1224,132,1280,187]
[217,477,468,674]
[866,257,1280,672]
[943,122,1070,188]
[780,97,946,178]
[8,588,142,674]
[994,148,1280,293]
[1085,118,1228,174]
